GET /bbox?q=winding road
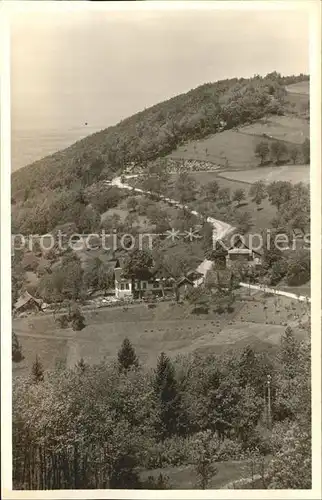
[106,175,310,303]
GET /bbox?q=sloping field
[168,130,260,168]
[239,116,309,144]
[218,164,310,184]
[13,293,308,377]
[168,112,309,168]
[286,81,309,95]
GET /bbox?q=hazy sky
[11,7,309,133]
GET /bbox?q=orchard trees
[267,181,292,210]
[249,181,267,209]
[232,188,246,206]
[174,172,197,205]
[255,141,270,165]
[270,141,288,165]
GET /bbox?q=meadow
[167,113,309,169]
[239,115,309,144]
[13,291,308,377]
[168,129,260,168]
[286,81,309,95]
[217,164,310,185]
[139,457,270,489]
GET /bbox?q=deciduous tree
[189,430,219,489]
[249,180,267,209]
[232,188,246,206]
[270,141,288,164]
[255,141,270,165]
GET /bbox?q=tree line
[13,328,311,490]
[255,138,310,166]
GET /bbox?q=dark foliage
[31,355,44,383]
[12,332,24,363]
[118,338,139,372]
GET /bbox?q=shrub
[141,473,171,490]
[145,436,190,468]
[244,424,273,455]
[216,439,244,461]
[192,305,209,315]
[56,314,69,329]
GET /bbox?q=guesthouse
[226,237,262,267]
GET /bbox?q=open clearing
[13,293,308,377]
[286,81,309,95]
[238,116,309,144]
[167,114,309,167]
[168,130,260,168]
[140,458,268,489]
[217,164,309,184]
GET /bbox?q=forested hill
[12,73,308,197]
[11,73,308,234]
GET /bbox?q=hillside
[13,290,309,375]
[11,72,309,235]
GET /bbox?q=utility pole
[267,374,272,430]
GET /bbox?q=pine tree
[280,326,299,379]
[12,332,24,363]
[31,355,44,383]
[238,345,262,391]
[153,352,184,439]
[117,338,139,372]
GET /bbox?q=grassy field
[167,113,309,168]
[286,81,309,95]
[285,82,309,117]
[168,129,260,168]
[217,164,310,185]
[239,116,309,144]
[13,292,308,377]
[140,458,268,489]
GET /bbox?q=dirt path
[239,282,311,303]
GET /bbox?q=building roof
[186,269,204,280]
[114,267,132,282]
[177,276,194,287]
[229,236,262,256]
[228,248,253,255]
[103,258,120,271]
[14,291,42,310]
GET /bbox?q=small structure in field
[14,291,43,315]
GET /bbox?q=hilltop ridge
[11,72,309,235]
